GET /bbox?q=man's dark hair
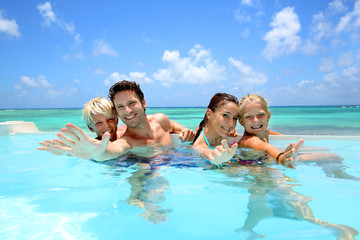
[108,80,145,104]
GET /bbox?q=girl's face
[207,101,239,137]
[239,101,271,136]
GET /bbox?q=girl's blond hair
[82,97,116,129]
[239,94,270,118]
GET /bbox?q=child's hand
[278,139,304,168]
[228,129,239,137]
[38,139,67,156]
[207,139,238,166]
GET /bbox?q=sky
[1,0,360,108]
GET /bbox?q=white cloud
[311,12,332,42]
[323,72,340,86]
[14,75,78,99]
[337,51,353,66]
[19,75,52,88]
[294,65,360,102]
[229,57,267,87]
[104,71,152,86]
[262,7,301,61]
[0,11,21,37]
[342,65,360,80]
[318,57,334,72]
[134,62,145,67]
[153,45,226,86]
[241,27,250,38]
[241,0,253,6]
[74,33,83,45]
[37,2,75,34]
[93,68,106,75]
[62,51,83,61]
[327,0,348,15]
[37,2,56,26]
[93,40,118,57]
[336,0,360,33]
[301,39,320,55]
[234,10,251,23]
[297,80,315,88]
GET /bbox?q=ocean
[1,106,360,135]
[1,106,360,239]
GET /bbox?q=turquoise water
[1,107,360,239]
[0,134,359,239]
[1,105,360,135]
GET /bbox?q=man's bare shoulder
[147,113,170,123]
[147,113,172,130]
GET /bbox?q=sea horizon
[1,104,360,111]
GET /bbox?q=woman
[192,93,240,166]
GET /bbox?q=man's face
[89,113,118,141]
[113,90,146,128]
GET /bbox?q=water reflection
[102,146,199,224]
[297,148,360,181]
[219,165,358,239]
[126,168,171,224]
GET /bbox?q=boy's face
[113,90,146,128]
[89,113,118,141]
[239,101,271,136]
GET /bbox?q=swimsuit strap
[202,130,215,149]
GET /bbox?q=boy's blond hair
[82,97,116,130]
[239,94,270,118]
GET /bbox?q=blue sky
[1,0,360,108]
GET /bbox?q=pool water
[0,134,359,240]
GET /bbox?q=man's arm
[170,120,195,142]
[54,123,131,161]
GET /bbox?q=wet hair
[192,93,239,144]
[108,80,145,107]
[82,97,117,131]
[239,94,270,119]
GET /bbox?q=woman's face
[207,101,240,137]
[239,101,270,136]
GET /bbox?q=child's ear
[88,126,95,132]
[268,112,271,121]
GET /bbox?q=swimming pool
[1,133,359,240]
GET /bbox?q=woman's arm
[194,140,238,166]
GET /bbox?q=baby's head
[239,94,270,119]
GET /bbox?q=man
[52,80,195,161]
[38,97,124,155]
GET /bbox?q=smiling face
[239,101,271,137]
[113,90,146,128]
[207,101,240,138]
[89,113,118,141]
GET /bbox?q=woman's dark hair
[108,80,145,105]
[192,93,239,144]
